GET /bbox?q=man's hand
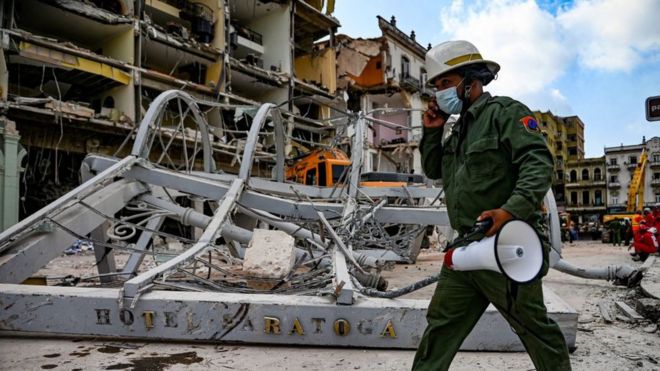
[423,100,447,129]
[478,208,514,237]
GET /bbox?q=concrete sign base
[0,284,576,351]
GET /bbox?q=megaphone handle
[474,217,494,233]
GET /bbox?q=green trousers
[412,267,571,371]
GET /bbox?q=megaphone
[444,219,543,283]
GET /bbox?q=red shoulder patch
[519,116,540,133]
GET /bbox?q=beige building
[565,157,607,223]
[534,111,568,207]
[533,111,586,210]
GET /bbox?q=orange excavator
[285,148,424,187]
[285,148,431,262]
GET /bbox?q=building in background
[565,157,607,224]
[564,116,585,162]
[604,136,660,213]
[0,0,341,221]
[533,111,586,212]
[534,111,569,208]
[335,16,431,174]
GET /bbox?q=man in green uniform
[411,41,571,370]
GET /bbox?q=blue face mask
[435,86,463,115]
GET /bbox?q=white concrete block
[242,229,296,279]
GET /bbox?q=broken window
[305,168,317,186]
[318,162,327,187]
[401,56,410,78]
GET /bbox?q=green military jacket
[420,93,553,238]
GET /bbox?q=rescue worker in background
[608,218,622,246]
[412,41,571,371]
[655,203,660,237]
[644,208,654,228]
[632,221,658,262]
[633,211,643,229]
[623,218,633,246]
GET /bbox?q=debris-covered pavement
[2,240,659,371]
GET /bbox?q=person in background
[622,218,633,246]
[643,208,654,228]
[569,221,577,243]
[632,221,658,262]
[653,203,660,235]
[608,218,622,246]
[633,211,643,228]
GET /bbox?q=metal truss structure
[0,90,637,350]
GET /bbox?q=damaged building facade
[335,16,430,175]
[0,0,341,223]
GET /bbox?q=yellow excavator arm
[626,149,647,212]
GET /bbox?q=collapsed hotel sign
[647,95,660,122]
[0,285,429,349]
[94,308,398,339]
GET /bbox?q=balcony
[606,164,620,172]
[565,180,606,188]
[625,162,639,170]
[565,202,607,211]
[399,73,420,92]
[652,179,660,188]
[229,24,264,60]
[608,182,621,189]
[650,159,660,169]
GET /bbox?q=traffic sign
[647,95,660,121]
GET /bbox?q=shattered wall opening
[19,146,85,218]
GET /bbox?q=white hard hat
[425,40,500,87]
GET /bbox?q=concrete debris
[51,0,132,24]
[243,229,296,279]
[642,324,658,333]
[165,239,185,252]
[615,301,644,321]
[64,240,93,255]
[336,47,371,77]
[635,298,660,321]
[45,100,95,119]
[640,256,660,300]
[598,301,614,323]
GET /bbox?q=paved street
[2,240,658,371]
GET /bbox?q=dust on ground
[1,240,659,371]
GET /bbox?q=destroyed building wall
[334,16,429,174]
[294,47,336,96]
[0,0,342,227]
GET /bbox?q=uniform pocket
[466,136,501,177]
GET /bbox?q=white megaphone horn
[445,219,544,283]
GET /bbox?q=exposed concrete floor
[1,240,659,370]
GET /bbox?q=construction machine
[285,148,424,188]
[285,148,351,187]
[285,148,432,262]
[627,149,648,212]
[602,149,648,238]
